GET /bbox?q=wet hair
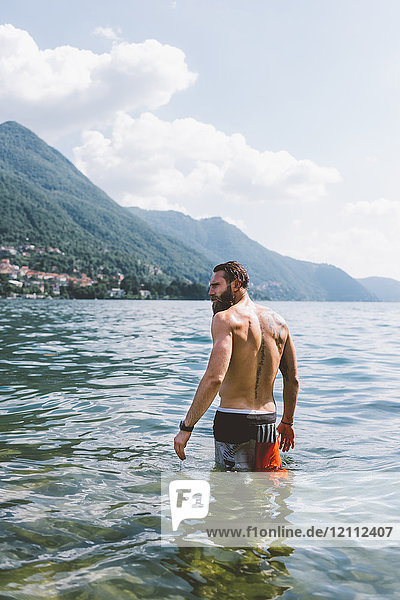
[213,261,249,289]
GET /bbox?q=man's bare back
[218,298,288,413]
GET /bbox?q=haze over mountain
[357,277,400,302]
[129,207,376,301]
[0,121,210,283]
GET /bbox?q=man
[174,261,299,471]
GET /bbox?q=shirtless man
[174,261,299,471]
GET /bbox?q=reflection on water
[1,299,399,598]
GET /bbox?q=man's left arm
[174,313,233,460]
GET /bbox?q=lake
[0,299,399,599]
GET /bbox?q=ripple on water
[1,299,399,599]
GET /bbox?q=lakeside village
[0,244,205,300]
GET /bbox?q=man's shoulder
[212,310,233,326]
[212,308,241,333]
[255,304,288,329]
[211,311,234,339]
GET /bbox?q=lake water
[0,299,399,599]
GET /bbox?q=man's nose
[208,287,213,296]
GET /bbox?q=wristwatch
[179,420,194,432]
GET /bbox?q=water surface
[1,299,399,599]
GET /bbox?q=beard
[211,286,234,314]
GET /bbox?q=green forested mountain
[129,207,376,301]
[0,121,211,282]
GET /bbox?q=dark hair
[213,261,249,289]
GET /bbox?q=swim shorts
[213,407,285,472]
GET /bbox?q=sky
[1,0,399,280]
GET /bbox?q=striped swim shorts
[213,407,285,472]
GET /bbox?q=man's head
[209,261,249,314]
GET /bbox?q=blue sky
[1,0,399,279]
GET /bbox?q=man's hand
[174,430,192,460]
[277,422,295,452]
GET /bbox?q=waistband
[217,407,276,415]
[213,409,277,443]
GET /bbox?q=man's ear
[232,280,241,292]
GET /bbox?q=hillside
[129,207,376,301]
[0,121,211,283]
[357,277,400,301]
[0,120,384,301]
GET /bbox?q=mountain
[128,207,376,301]
[0,120,381,301]
[357,277,400,301]
[0,121,211,282]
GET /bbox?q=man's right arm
[277,332,299,452]
[173,312,233,461]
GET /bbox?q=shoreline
[0,296,395,303]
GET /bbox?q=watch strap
[179,420,194,432]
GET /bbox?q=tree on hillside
[121,274,139,295]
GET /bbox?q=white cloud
[0,24,197,134]
[92,26,122,42]
[73,111,342,214]
[222,216,248,232]
[343,197,400,217]
[120,193,189,213]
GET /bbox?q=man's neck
[232,289,248,305]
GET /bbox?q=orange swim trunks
[213,408,286,472]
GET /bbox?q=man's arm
[277,332,299,452]
[174,313,233,460]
